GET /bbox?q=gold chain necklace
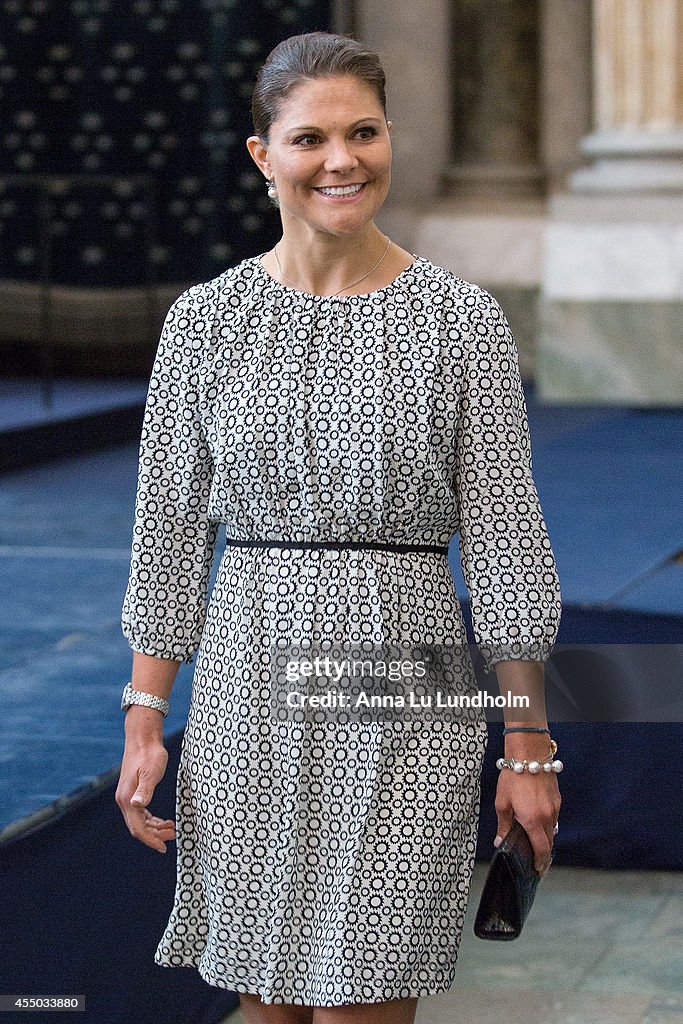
[273,235,392,297]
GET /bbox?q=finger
[526,824,552,875]
[494,808,514,848]
[545,806,561,849]
[141,811,176,828]
[142,815,175,829]
[130,808,176,836]
[122,804,175,848]
[143,836,170,853]
[128,822,171,853]
[130,784,153,808]
[131,764,164,807]
[143,818,176,834]
[146,823,176,835]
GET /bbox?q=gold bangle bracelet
[503,738,558,762]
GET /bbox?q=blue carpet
[0,444,225,829]
[522,397,682,608]
[0,377,148,431]
[613,561,683,615]
[0,387,681,831]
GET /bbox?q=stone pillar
[356,0,451,208]
[539,0,593,193]
[444,0,543,200]
[352,0,452,251]
[538,0,683,404]
[571,0,683,191]
[331,0,356,35]
[414,0,550,375]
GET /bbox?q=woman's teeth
[317,184,364,196]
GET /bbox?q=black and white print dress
[121,254,561,1006]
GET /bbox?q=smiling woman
[244,34,411,297]
[117,28,562,1024]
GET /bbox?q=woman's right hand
[116,727,177,854]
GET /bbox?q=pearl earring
[266,177,277,199]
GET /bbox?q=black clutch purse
[473,818,551,940]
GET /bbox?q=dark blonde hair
[251,31,387,143]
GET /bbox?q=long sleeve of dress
[121,283,219,663]
[453,287,562,673]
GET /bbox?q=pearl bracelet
[496,755,564,774]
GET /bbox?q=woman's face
[248,74,392,238]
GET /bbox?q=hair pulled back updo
[251,31,387,145]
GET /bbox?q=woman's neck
[264,224,407,296]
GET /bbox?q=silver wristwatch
[121,683,170,718]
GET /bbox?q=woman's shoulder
[411,255,501,309]
[169,256,262,311]
[155,259,262,363]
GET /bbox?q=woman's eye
[293,127,378,146]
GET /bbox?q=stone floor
[219,863,682,1023]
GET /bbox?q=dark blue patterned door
[0,0,332,287]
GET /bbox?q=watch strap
[121,683,169,718]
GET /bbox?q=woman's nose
[323,140,359,173]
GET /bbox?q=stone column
[356,0,451,208]
[354,0,452,250]
[331,0,356,35]
[538,0,683,404]
[571,0,683,191]
[444,0,543,200]
[539,0,593,193]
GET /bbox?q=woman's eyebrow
[287,117,384,132]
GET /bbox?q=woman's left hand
[490,661,562,876]
[494,768,561,877]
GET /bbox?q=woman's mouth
[313,182,367,200]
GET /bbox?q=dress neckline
[253,252,421,300]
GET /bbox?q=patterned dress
[121,254,561,1006]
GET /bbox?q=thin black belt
[224,538,449,555]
